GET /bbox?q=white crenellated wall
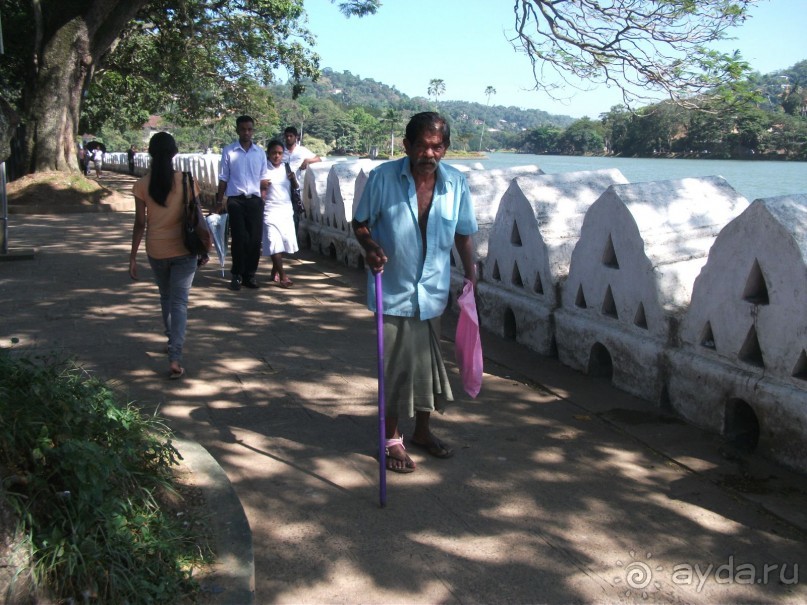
[104,156,807,472]
[474,169,629,355]
[318,160,381,267]
[555,176,749,403]
[668,195,807,470]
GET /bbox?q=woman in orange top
[129,132,200,379]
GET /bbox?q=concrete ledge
[0,248,36,261]
[173,437,254,605]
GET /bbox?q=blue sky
[298,0,805,119]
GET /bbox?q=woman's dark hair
[405,112,451,148]
[147,131,178,206]
[266,138,284,155]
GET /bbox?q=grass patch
[0,351,209,603]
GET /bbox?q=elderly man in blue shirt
[353,112,478,474]
[216,115,270,290]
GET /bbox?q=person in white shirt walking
[215,115,270,291]
[281,126,321,181]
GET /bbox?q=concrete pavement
[2,173,807,604]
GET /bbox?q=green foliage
[0,351,204,603]
[511,0,759,110]
[557,118,605,154]
[298,135,329,157]
[73,0,319,132]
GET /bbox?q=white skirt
[262,200,299,256]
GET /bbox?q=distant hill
[272,67,576,131]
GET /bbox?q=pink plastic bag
[455,279,483,398]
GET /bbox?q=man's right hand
[367,246,387,274]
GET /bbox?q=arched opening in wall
[503,308,517,340]
[724,398,760,453]
[548,335,558,359]
[328,243,337,260]
[302,231,312,250]
[588,342,613,379]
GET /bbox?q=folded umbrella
[205,213,229,276]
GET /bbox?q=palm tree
[381,109,399,158]
[428,79,446,104]
[478,86,496,151]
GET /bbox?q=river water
[448,152,807,202]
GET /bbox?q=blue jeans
[148,254,197,363]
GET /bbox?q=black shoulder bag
[181,172,213,256]
[285,162,305,215]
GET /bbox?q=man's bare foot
[385,436,415,473]
[409,432,454,458]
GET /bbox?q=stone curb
[173,437,255,605]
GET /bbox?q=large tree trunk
[23,0,148,174]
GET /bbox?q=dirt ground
[6,170,132,211]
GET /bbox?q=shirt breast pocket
[436,214,457,251]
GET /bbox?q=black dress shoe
[229,275,242,291]
[243,276,260,289]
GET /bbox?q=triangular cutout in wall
[742,259,770,305]
[699,321,716,349]
[634,302,648,329]
[512,261,524,287]
[738,325,765,368]
[511,221,523,246]
[575,284,587,309]
[792,350,807,380]
[492,260,501,281]
[534,272,544,295]
[602,285,618,319]
[602,234,620,269]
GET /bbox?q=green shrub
[0,351,205,603]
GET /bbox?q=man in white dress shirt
[216,115,270,291]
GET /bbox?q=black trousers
[227,196,264,278]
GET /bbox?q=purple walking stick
[375,271,387,507]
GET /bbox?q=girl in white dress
[262,139,299,287]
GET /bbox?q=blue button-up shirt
[354,157,478,320]
[218,141,269,197]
